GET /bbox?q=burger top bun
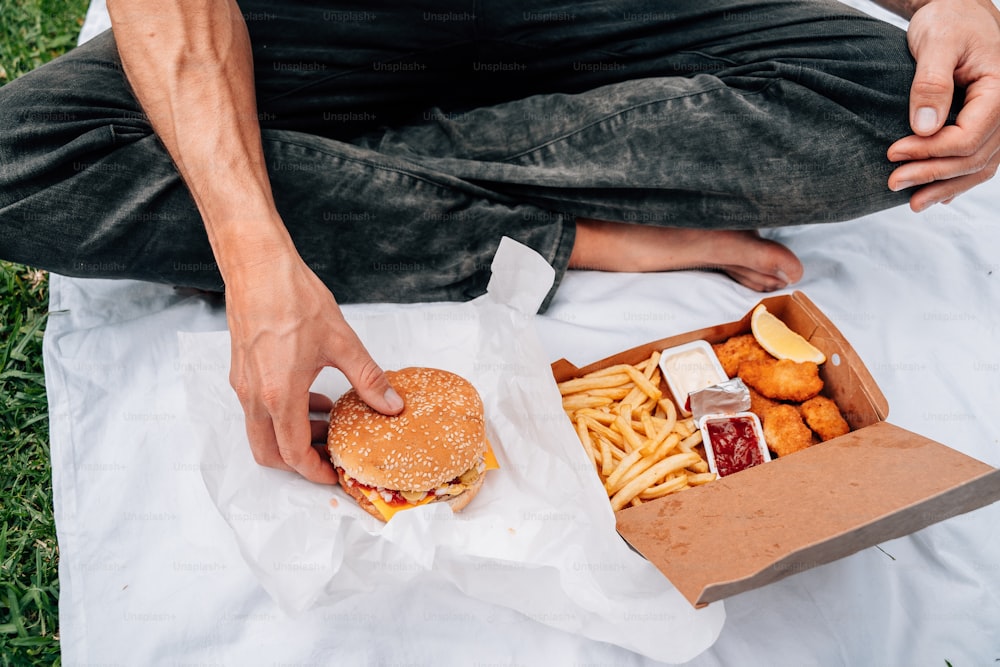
[327,367,486,492]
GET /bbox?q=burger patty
[337,456,486,507]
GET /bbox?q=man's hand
[887,0,1000,211]
[225,236,404,483]
[108,1,403,482]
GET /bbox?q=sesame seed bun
[327,367,486,493]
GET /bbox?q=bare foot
[569,218,803,292]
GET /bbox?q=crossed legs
[0,0,914,305]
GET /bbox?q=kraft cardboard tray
[550,291,1000,608]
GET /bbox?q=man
[1,0,998,484]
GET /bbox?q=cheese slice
[361,488,437,522]
[484,438,500,470]
[363,439,501,522]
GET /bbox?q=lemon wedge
[750,304,826,364]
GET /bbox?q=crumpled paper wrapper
[179,237,724,661]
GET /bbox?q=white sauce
[662,347,727,402]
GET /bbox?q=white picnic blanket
[47,2,1000,664]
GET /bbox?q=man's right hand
[107,0,403,482]
[224,233,404,484]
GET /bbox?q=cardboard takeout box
[551,291,1000,608]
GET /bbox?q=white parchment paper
[179,237,724,661]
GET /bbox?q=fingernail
[776,269,791,286]
[384,387,404,412]
[891,180,915,192]
[914,107,938,134]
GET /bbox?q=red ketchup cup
[699,412,771,477]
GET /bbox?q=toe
[721,265,788,292]
[743,234,803,285]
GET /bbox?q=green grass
[0,265,57,667]
[1,0,92,664]
[0,0,88,85]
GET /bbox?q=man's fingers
[309,391,334,413]
[350,357,405,416]
[890,86,1000,163]
[242,407,296,473]
[328,328,404,416]
[309,392,332,443]
[266,389,339,484]
[254,380,337,484]
[311,442,335,464]
[237,388,338,483]
[888,102,1000,196]
[908,39,959,137]
[310,418,329,443]
[905,152,1000,211]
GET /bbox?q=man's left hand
[887,0,1000,211]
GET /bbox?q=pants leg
[355,0,918,225]
[0,0,918,306]
[0,30,574,305]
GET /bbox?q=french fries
[559,350,716,508]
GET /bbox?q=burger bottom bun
[337,471,485,522]
[443,472,485,514]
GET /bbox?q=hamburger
[327,367,494,522]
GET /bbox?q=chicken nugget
[748,386,780,419]
[738,358,823,402]
[800,395,850,441]
[713,334,772,378]
[761,404,815,457]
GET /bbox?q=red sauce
[336,467,427,506]
[335,465,479,506]
[379,489,419,507]
[705,416,765,477]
